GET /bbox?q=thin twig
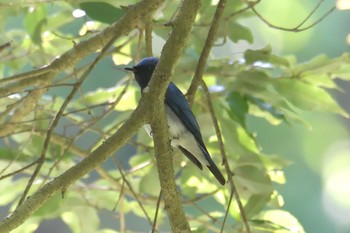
[112,180,126,211]
[201,80,250,233]
[249,0,336,32]
[145,15,154,57]
[220,190,234,233]
[16,23,125,208]
[0,41,12,53]
[151,190,162,233]
[120,191,126,233]
[0,160,38,180]
[113,156,154,226]
[0,122,37,176]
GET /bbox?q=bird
[124,57,226,185]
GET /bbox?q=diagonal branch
[16,23,125,208]
[0,0,166,231]
[0,98,149,232]
[186,0,227,105]
[0,0,165,98]
[0,0,167,140]
[201,80,250,233]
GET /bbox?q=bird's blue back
[165,83,207,151]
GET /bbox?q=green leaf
[229,70,270,95]
[225,0,245,12]
[297,53,350,82]
[11,218,39,233]
[34,193,64,218]
[227,21,253,43]
[129,153,152,170]
[244,45,289,66]
[225,91,248,126]
[139,167,160,196]
[0,178,30,205]
[62,207,99,233]
[217,17,253,44]
[61,211,80,233]
[79,2,124,24]
[255,210,305,233]
[332,60,350,81]
[301,73,337,89]
[272,79,348,117]
[244,193,271,218]
[293,54,330,74]
[233,165,273,197]
[23,4,47,44]
[45,10,75,31]
[153,26,171,41]
[248,97,285,121]
[192,226,209,233]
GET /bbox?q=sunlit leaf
[301,73,337,89]
[139,167,160,196]
[62,206,99,233]
[272,79,348,117]
[244,45,289,66]
[248,97,285,122]
[11,218,39,233]
[233,165,273,197]
[34,193,64,218]
[62,211,80,233]
[254,210,306,233]
[244,193,271,218]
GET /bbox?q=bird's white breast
[143,105,209,166]
[143,105,186,146]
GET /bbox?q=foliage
[0,0,348,233]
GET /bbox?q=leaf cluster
[0,1,348,233]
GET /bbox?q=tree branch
[0,0,166,140]
[201,80,250,233]
[0,100,149,232]
[0,0,165,97]
[146,0,202,232]
[186,0,227,105]
[248,0,336,32]
[0,0,166,231]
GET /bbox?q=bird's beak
[124,66,136,72]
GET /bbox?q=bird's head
[124,57,159,90]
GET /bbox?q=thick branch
[0,0,166,139]
[0,0,165,97]
[147,0,202,232]
[0,0,166,231]
[0,101,149,232]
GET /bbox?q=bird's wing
[165,82,206,149]
[165,83,226,185]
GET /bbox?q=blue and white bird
[124,57,226,185]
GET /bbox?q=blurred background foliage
[0,0,350,232]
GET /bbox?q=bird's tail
[207,160,226,185]
[200,147,226,185]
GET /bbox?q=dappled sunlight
[322,141,350,228]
